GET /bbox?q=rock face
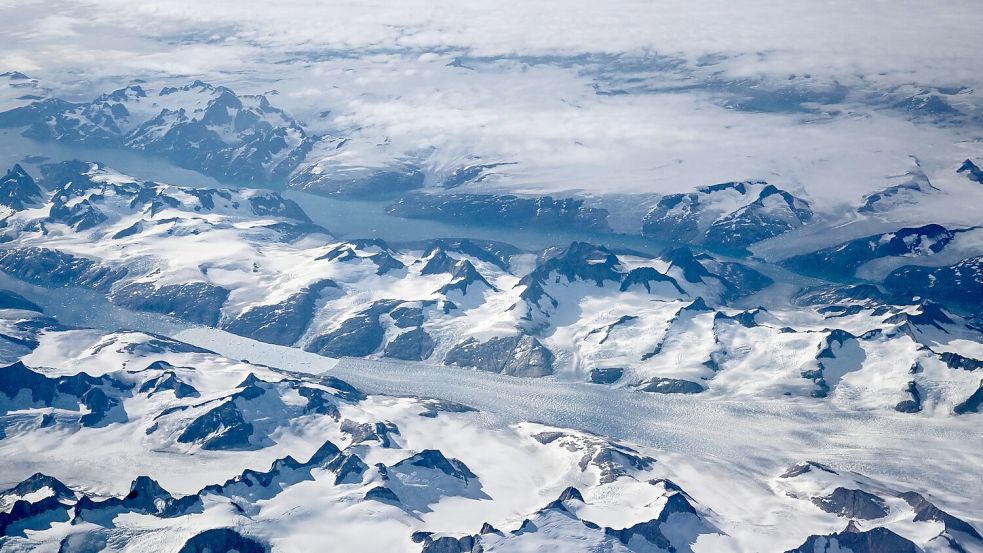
[958,159,983,184]
[111,282,230,326]
[305,302,397,357]
[642,181,812,252]
[383,327,436,361]
[223,280,337,345]
[0,164,43,210]
[386,193,611,232]
[74,475,201,521]
[177,528,267,553]
[177,401,254,450]
[588,367,624,384]
[811,487,889,520]
[0,361,129,427]
[885,255,983,310]
[898,491,983,541]
[436,260,495,296]
[0,82,313,185]
[0,247,126,291]
[637,377,704,394]
[785,526,918,553]
[444,335,555,377]
[894,381,922,413]
[784,224,955,280]
[858,170,936,214]
[953,380,983,415]
[663,245,773,299]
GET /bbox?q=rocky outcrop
[387,193,610,232]
[0,164,43,210]
[953,380,983,415]
[811,488,889,520]
[958,159,983,184]
[383,328,436,361]
[885,256,983,310]
[111,281,229,326]
[444,335,554,377]
[637,377,705,394]
[643,181,812,252]
[784,224,954,280]
[785,526,918,553]
[224,279,338,345]
[0,82,313,186]
[0,247,126,291]
[178,528,267,553]
[894,381,922,413]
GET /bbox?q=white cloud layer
[0,0,982,213]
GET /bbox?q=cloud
[0,0,980,217]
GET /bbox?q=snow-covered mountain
[0,162,979,422]
[0,82,314,185]
[0,293,979,552]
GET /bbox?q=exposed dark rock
[421,248,456,275]
[417,398,477,418]
[0,247,126,291]
[437,260,496,296]
[444,335,554,377]
[619,266,686,294]
[139,371,199,399]
[784,224,954,280]
[177,401,253,450]
[223,279,337,345]
[557,486,585,503]
[0,164,43,210]
[371,252,406,275]
[643,181,811,252]
[388,193,610,232]
[305,301,401,357]
[898,491,982,540]
[418,534,481,553]
[953,380,983,415]
[939,352,983,371]
[894,381,922,413]
[958,159,983,184]
[442,161,515,189]
[384,327,436,361]
[534,242,622,286]
[605,493,701,551]
[885,256,983,311]
[74,475,201,521]
[341,419,400,448]
[364,486,401,504]
[812,488,889,520]
[638,377,704,394]
[0,495,70,537]
[390,305,426,328]
[0,362,128,426]
[794,284,889,307]
[588,367,624,384]
[780,461,838,479]
[111,281,229,326]
[393,450,477,483]
[859,175,935,215]
[2,473,74,503]
[784,526,918,553]
[326,452,368,485]
[178,528,267,553]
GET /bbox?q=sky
[1,0,983,207]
